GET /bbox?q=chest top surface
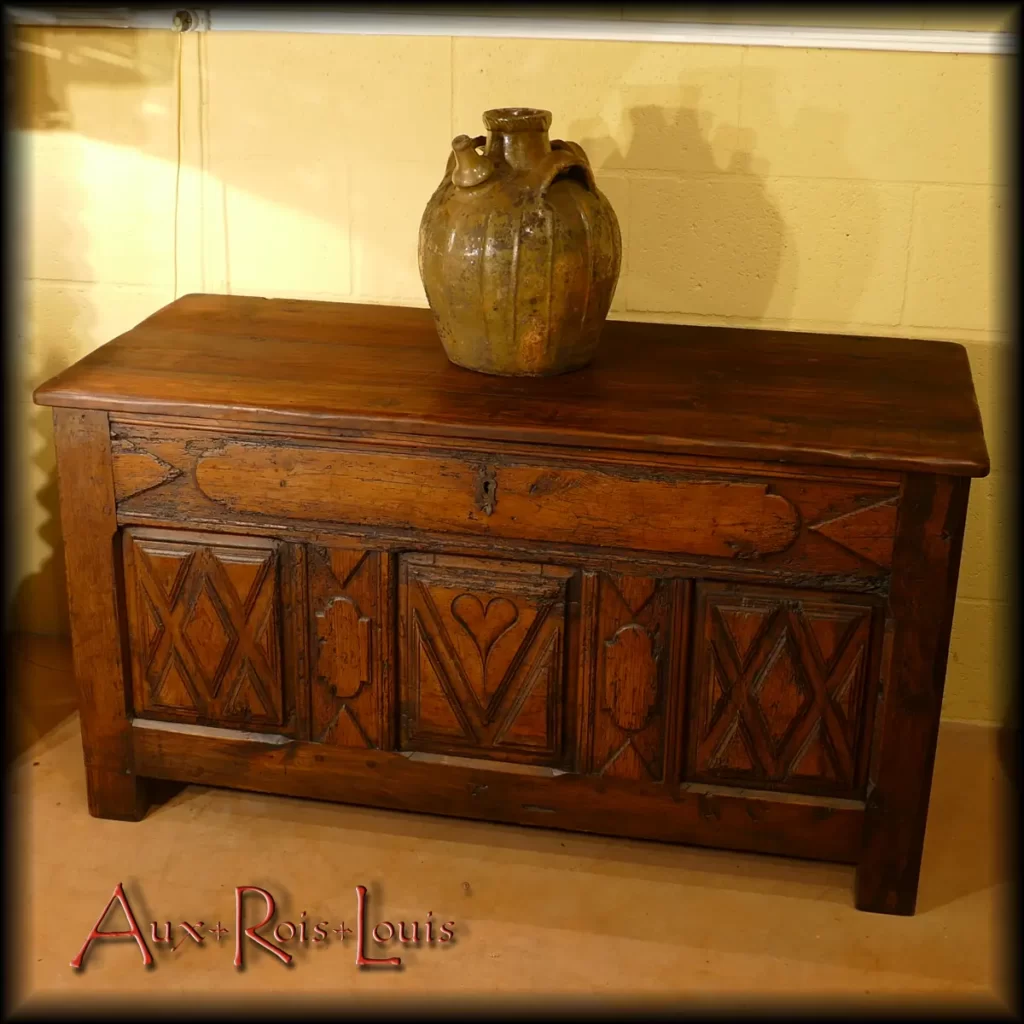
[34,293,988,476]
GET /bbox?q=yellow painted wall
[11,28,1012,722]
[458,6,1018,30]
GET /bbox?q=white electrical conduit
[6,7,1016,54]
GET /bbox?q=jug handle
[539,140,597,195]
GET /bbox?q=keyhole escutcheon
[475,465,498,516]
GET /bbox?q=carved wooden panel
[807,495,899,568]
[109,422,900,581]
[308,545,392,749]
[687,582,879,796]
[123,529,288,729]
[110,437,182,502]
[584,573,684,782]
[193,445,805,559]
[398,554,574,766]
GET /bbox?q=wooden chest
[34,294,989,915]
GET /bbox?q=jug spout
[451,135,493,188]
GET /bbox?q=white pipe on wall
[6,7,1015,54]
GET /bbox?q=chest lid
[33,293,989,477]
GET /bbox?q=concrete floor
[7,634,1016,1015]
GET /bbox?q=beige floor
[8,634,1016,1015]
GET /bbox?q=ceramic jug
[418,107,621,376]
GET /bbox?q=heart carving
[450,594,519,666]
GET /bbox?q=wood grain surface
[36,294,986,916]
[34,294,989,476]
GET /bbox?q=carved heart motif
[450,594,519,666]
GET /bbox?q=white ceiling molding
[7,8,1016,54]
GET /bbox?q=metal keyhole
[475,466,497,516]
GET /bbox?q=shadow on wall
[10,30,160,639]
[564,74,882,329]
[12,361,72,641]
[13,28,175,133]
[569,98,789,323]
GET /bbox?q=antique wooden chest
[34,294,989,915]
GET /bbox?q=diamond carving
[600,739,657,781]
[182,581,236,696]
[690,585,875,795]
[751,635,812,753]
[809,497,899,568]
[224,659,271,719]
[718,605,768,668]
[125,532,284,726]
[590,573,676,782]
[154,652,198,710]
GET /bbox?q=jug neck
[484,107,552,172]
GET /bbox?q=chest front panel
[114,423,893,804]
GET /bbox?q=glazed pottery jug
[418,107,621,376]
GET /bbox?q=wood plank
[194,442,806,559]
[34,294,989,476]
[855,474,971,914]
[131,723,865,864]
[110,424,903,578]
[53,409,146,819]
